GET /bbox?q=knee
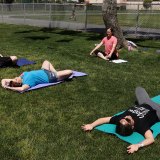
[63,70,73,77]
[42,60,50,67]
[136,86,144,92]
[67,70,73,76]
[10,56,18,62]
[43,60,49,64]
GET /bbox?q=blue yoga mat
[95,95,160,144]
[16,58,35,67]
[20,71,87,93]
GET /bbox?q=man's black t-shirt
[109,104,159,136]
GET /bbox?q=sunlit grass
[0,24,160,160]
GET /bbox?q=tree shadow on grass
[47,39,73,49]
[38,28,104,41]
[14,30,37,34]
[56,39,73,43]
[14,27,104,41]
[39,27,57,33]
[24,36,50,40]
[55,30,104,41]
[14,28,57,34]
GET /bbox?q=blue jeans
[43,69,58,83]
[135,87,160,119]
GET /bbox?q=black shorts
[0,57,14,68]
[94,50,118,60]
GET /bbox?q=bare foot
[105,57,109,61]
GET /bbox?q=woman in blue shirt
[1,60,73,92]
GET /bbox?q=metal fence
[0,3,160,38]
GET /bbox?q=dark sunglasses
[124,117,131,124]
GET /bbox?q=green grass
[0,23,160,160]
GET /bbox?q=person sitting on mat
[89,27,119,61]
[1,60,73,92]
[81,87,160,154]
[0,54,18,68]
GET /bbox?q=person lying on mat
[0,54,18,68]
[89,27,119,61]
[1,60,73,92]
[81,87,160,154]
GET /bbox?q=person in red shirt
[90,28,119,61]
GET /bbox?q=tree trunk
[102,0,128,49]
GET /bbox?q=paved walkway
[0,15,160,38]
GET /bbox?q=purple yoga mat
[20,71,87,93]
[16,58,35,67]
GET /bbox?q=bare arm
[5,84,30,92]
[81,117,112,131]
[90,41,103,55]
[1,79,12,88]
[127,130,154,154]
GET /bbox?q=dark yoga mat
[16,58,35,67]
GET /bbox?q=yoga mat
[95,95,160,144]
[16,58,35,67]
[20,71,87,93]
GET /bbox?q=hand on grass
[127,144,139,154]
[4,85,11,89]
[1,82,8,88]
[90,52,93,56]
[81,124,93,131]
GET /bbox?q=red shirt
[102,36,118,56]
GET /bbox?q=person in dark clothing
[0,54,18,68]
[69,3,76,21]
[81,87,160,154]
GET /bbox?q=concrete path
[0,15,160,38]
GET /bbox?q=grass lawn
[0,23,160,160]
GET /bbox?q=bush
[143,0,153,9]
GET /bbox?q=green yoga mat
[95,95,160,144]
